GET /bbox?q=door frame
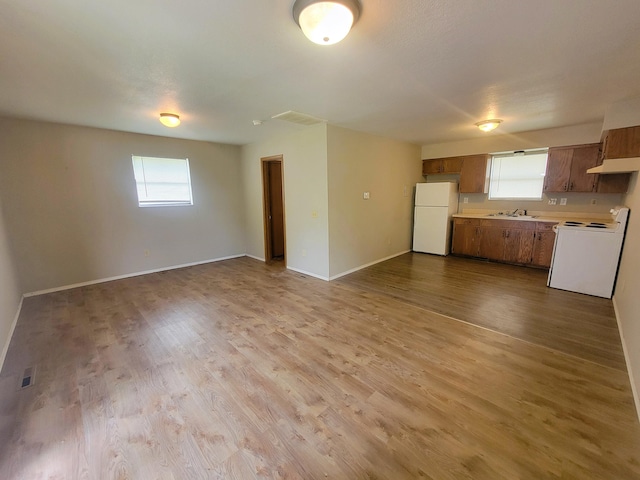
[261,155,286,265]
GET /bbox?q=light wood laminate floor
[1,254,639,479]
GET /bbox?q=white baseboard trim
[613,297,640,423]
[0,295,23,373]
[24,254,246,297]
[245,254,265,262]
[286,266,330,282]
[328,250,411,281]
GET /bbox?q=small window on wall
[132,156,193,207]
[488,149,548,200]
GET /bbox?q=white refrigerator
[412,182,459,255]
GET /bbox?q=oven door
[547,226,624,298]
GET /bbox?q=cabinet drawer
[480,219,536,230]
[454,218,481,226]
[535,222,557,231]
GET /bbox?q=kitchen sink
[485,213,535,219]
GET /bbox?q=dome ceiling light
[293,0,361,45]
[475,119,502,132]
[159,113,181,128]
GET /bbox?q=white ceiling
[1,0,640,146]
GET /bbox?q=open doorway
[261,155,286,264]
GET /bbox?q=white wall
[616,172,640,415]
[0,118,245,293]
[421,122,603,159]
[0,195,21,370]
[327,126,421,278]
[241,124,330,279]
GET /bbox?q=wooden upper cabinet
[544,144,599,193]
[568,145,599,192]
[603,126,640,159]
[459,154,490,193]
[544,148,572,192]
[422,156,464,175]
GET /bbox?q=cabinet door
[441,157,464,174]
[531,231,556,268]
[568,145,599,192]
[544,148,572,192]
[478,226,505,261]
[604,126,640,159]
[503,229,535,264]
[597,174,630,193]
[422,159,442,175]
[459,155,490,193]
[452,220,480,256]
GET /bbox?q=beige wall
[327,126,421,278]
[0,195,21,369]
[616,174,640,415]
[0,118,245,293]
[241,124,330,279]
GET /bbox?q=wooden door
[544,148,572,192]
[262,156,286,263]
[422,159,442,175]
[568,145,599,192]
[531,231,555,268]
[459,155,490,193]
[503,229,535,264]
[441,157,464,174]
[452,220,480,256]
[478,226,505,261]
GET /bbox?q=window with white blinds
[132,156,193,207]
[488,150,548,200]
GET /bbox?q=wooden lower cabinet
[452,218,556,268]
[451,218,481,256]
[531,231,555,267]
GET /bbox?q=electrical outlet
[463,197,469,204]
[548,198,557,205]
[363,192,370,200]
[403,185,409,197]
[311,210,318,218]
[560,198,567,206]
[144,249,150,257]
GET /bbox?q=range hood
[587,157,640,174]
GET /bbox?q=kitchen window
[488,149,548,200]
[132,156,193,207]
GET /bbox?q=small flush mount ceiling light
[475,119,502,132]
[159,113,181,128]
[293,0,361,45]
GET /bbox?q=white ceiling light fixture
[293,0,361,45]
[159,113,181,128]
[475,119,502,132]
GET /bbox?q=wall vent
[20,366,35,389]
[271,110,326,126]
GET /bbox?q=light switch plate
[363,192,370,200]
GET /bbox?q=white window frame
[488,149,548,201]
[131,155,194,207]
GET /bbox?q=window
[132,156,193,207]
[488,150,548,200]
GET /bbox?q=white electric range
[547,206,630,298]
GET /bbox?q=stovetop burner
[564,221,583,225]
[586,223,607,228]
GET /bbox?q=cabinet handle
[569,182,574,191]
[563,183,568,191]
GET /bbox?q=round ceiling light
[159,113,181,128]
[475,119,502,132]
[293,0,361,45]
